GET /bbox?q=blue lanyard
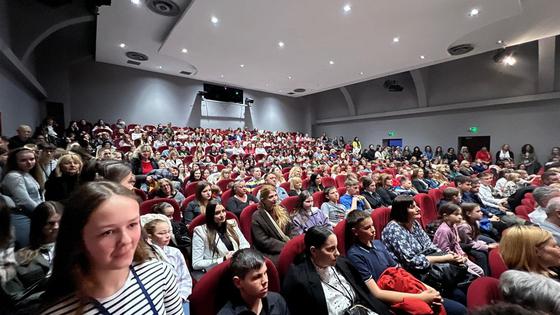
[90,265,158,315]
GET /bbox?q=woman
[0,196,16,285]
[458,146,471,162]
[412,146,423,160]
[192,202,249,271]
[307,173,324,193]
[496,144,514,164]
[251,184,293,263]
[15,201,62,290]
[376,174,397,206]
[411,168,429,194]
[2,148,44,248]
[282,226,390,315]
[183,181,213,224]
[130,144,158,176]
[519,144,540,175]
[500,225,560,278]
[154,178,185,204]
[424,145,434,160]
[291,191,330,236]
[80,160,136,190]
[360,176,385,208]
[41,181,183,314]
[287,177,303,196]
[143,215,192,313]
[187,168,202,184]
[443,148,458,164]
[44,153,83,201]
[226,180,258,217]
[165,149,183,169]
[352,137,362,155]
[288,166,303,180]
[434,146,444,160]
[320,186,347,226]
[475,147,492,165]
[36,143,57,189]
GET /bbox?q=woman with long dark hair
[191,202,249,271]
[183,181,213,224]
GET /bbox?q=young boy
[340,178,372,212]
[218,249,289,315]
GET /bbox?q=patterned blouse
[381,220,440,271]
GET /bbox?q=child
[290,191,330,236]
[433,203,484,276]
[457,203,498,276]
[502,172,521,197]
[143,216,193,314]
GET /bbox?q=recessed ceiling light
[220,74,224,78]
[329,60,335,65]
[420,55,425,59]
[181,48,188,53]
[288,76,292,80]
[279,89,283,92]
[130,0,140,5]
[393,37,400,43]
[119,43,126,48]
[211,16,219,24]
[240,64,245,68]
[360,71,364,75]
[158,66,162,69]
[343,4,351,12]
[497,40,504,45]
[469,8,480,16]
[278,41,285,48]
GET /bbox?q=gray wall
[68,60,307,132]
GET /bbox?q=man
[539,197,560,244]
[218,248,289,315]
[528,186,560,225]
[507,170,559,210]
[8,125,33,149]
[454,175,472,200]
[245,167,265,192]
[340,178,371,212]
[437,187,461,209]
[257,172,289,201]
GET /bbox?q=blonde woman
[251,184,293,264]
[45,153,83,201]
[288,166,303,180]
[500,225,560,278]
[287,176,303,196]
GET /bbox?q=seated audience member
[437,187,461,209]
[288,166,303,180]
[8,125,34,150]
[360,176,385,208]
[183,181,213,224]
[282,226,390,315]
[411,168,429,194]
[346,210,466,315]
[187,168,202,184]
[477,173,514,216]
[381,196,467,303]
[290,191,330,236]
[142,215,193,314]
[44,153,83,202]
[433,203,484,276]
[500,225,560,278]
[218,248,289,315]
[151,202,190,250]
[257,172,289,201]
[502,172,522,198]
[376,174,397,206]
[245,166,265,192]
[540,197,560,244]
[251,185,293,264]
[2,148,44,248]
[41,182,184,315]
[475,147,492,165]
[192,202,249,271]
[423,169,441,189]
[307,173,324,193]
[226,180,258,217]
[130,144,159,177]
[496,144,514,164]
[500,270,560,314]
[80,160,136,190]
[458,160,474,176]
[340,178,372,211]
[394,177,419,196]
[529,186,560,224]
[287,176,303,197]
[153,178,185,204]
[461,178,509,235]
[320,186,347,226]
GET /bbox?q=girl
[183,181,213,224]
[290,191,330,236]
[320,186,346,226]
[433,203,484,276]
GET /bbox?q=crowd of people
[1,117,560,314]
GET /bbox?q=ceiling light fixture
[393,37,400,43]
[211,16,219,24]
[181,48,188,53]
[360,71,364,75]
[343,4,351,12]
[329,60,334,65]
[158,66,163,69]
[278,41,285,48]
[220,74,224,78]
[502,55,516,66]
[497,40,503,44]
[493,48,517,66]
[119,43,126,48]
[130,0,140,5]
[288,76,292,80]
[469,8,480,16]
[240,64,245,68]
[420,55,425,59]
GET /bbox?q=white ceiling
[96,0,560,97]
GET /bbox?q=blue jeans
[10,213,30,249]
[443,298,467,315]
[183,302,190,315]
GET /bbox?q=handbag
[417,249,468,294]
[344,304,374,315]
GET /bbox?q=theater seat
[217,179,234,192]
[133,188,148,201]
[279,181,290,193]
[187,210,238,237]
[184,181,199,197]
[428,189,443,207]
[414,193,437,228]
[281,196,300,214]
[221,189,233,210]
[515,205,531,221]
[139,198,181,222]
[371,207,391,240]
[321,177,336,188]
[239,204,259,244]
[333,219,349,256]
[277,234,306,279]
[488,248,508,279]
[337,187,347,197]
[313,191,326,208]
[180,194,196,212]
[189,257,280,315]
[466,277,501,310]
[335,175,347,188]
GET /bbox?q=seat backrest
[333,220,349,256]
[371,207,392,240]
[302,178,310,190]
[335,175,347,188]
[187,211,238,237]
[313,191,326,208]
[239,204,259,244]
[189,257,280,315]
[520,197,535,209]
[466,277,502,311]
[281,196,300,214]
[277,234,306,279]
[133,188,148,201]
[217,179,234,192]
[428,189,443,207]
[489,248,508,279]
[337,187,347,197]
[279,181,290,192]
[514,205,531,221]
[321,177,336,188]
[414,193,437,228]
[221,189,233,209]
[184,181,199,197]
[140,198,181,222]
[180,194,197,212]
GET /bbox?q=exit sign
[388,131,396,137]
[468,127,479,133]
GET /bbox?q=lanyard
[90,265,158,315]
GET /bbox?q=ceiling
[96,0,560,97]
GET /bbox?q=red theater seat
[184,181,199,197]
[371,207,391,240]
[281,196,300,214]
[321,177,336,188]
[139,198,181,222]
[333,220,349,256]
[313,191,326,208]
[467,277,502,311]
[489,248,508,279]
[239,204,259,244]
[414,193,437,228]
[277,234,306,279]
[187,210,238,237]
[335,175,347,188]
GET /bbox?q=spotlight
[493,48,517,66]
[245,97,254,105]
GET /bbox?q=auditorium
[1,0,560,314]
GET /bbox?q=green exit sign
[468,127,479,133]
[388,131,396,137]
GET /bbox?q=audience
[44,153,82,202]
[290,190,330,236]
[340,178,372,211]
[183,181,213,224]
[500,270,560,314]
[226,180,258,217]
[320,186,347,226]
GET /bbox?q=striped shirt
[41,259,184,315]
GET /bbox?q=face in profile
[234,263,269,300]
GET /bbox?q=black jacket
[360,190,385,208]
[44,174,80,202]
[376,187,397,206]
[130,157,159,175]
[412,179,429,194]
[282,257,390,315]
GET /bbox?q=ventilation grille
[293,88,306,93]
[127,60,141,66]
[146,0,182,16]
[447,43,474,56]
[287,92,295,95]
[180,71,192,75]
[125,51,149,61]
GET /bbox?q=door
[383,138,403,147]
[458,136,490,158]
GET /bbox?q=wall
[68,60,307,132]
